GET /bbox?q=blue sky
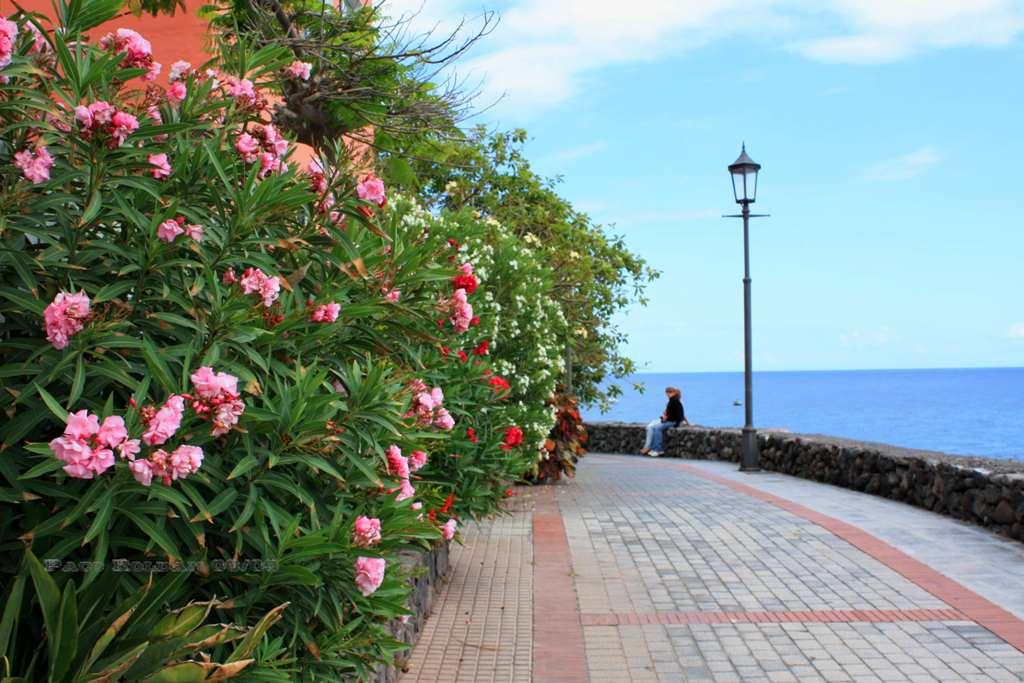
[388,0,1024,372]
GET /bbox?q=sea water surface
[583,367,1024,460]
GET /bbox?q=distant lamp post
[725,144,768,472]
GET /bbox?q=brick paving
[402,455,1024,682]
[402,493,534,682]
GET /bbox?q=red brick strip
[581,608,965,627]
[532,486,588,682]
[677,463,1024,652]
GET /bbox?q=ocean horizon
[582,366,1024,461]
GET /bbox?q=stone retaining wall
[585,422,1024,543]
[373,541,450,683]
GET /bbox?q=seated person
[640,387,688,457]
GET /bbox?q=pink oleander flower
[383,288,400,303]
[110,110,139,147]
[263,125,287,156]
[309,302,340,323]
[411,502,423,511]
[259,151,283,177]
[386,444,409,479]
[147,104,162,124]
[239,267,280,307]
[287,60,312,80]
[49,408,118,479]
[211,399,244,437]
[433,408,454,431]
[352,516,382,547]
[0,19,18,70]
[118,438,141,461]
[100,28,159,81]
[222,268,237,284]
[449,288,473,333]
[148,153,171,179]
[168,60,191,82]
[189,366,244,437]
[142,395,185,446]
[101,28,151,62]
[167,80,186,103]
[191,366,239,399]
[442,518,457,541]
[26,22,48,55]
[157,218,184,243]
[356,174,386,206]
[430,387,443,405]
[184,223,203,242]
[408,450,427,472]
[129,458,153,486]
[227,77,256,101]
[169,444,203,480]
[13,146,54,183]
[235,132,259,162]
[97,415,128,448]
[43,290,90,350]
[395,478,415,502]
[354,556,386,597]
[64,409,99,441]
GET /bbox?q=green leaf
[121,510,182,561]
[24,549,61,659]
[83,488,114,545]
[50,580,79,683]
[0,571,26,658]
[226,603,288,663]
[226,455,259,480]
[35,384,68,423]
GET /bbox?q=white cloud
[864,147,940,181]
[839,326,898,349]
[1009,323,1024,339]
[381,0,1024,115]
[545,140,607,165]
[792,0,1024,63]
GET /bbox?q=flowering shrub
[0,9,536,679]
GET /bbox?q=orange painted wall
[5,0,377,172]
[7,0,212,74]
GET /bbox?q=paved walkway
[402,454,1024,682]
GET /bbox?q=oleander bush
[0,3,533,679]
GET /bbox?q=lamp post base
[739,427,760,472]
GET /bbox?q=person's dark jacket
[664,396,685,426]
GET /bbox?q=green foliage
[392,126,660,410]
[0,8,537,680]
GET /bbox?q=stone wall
[586,422,1024,543]
[372,541,450,683]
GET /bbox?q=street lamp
[725,144,767,472]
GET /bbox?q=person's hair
[665,386,681,398]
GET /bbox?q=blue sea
[582,367,1024,461]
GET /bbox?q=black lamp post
[725,144,767,472]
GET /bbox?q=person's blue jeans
[644,419,675,452]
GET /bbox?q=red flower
[457,350,468,363]
[466,427,478,443]
[505,488,515,497]
[473,340,489,356]
[500,425,524,451]
[488,376,510,392]
[440,493,455,514]
[440,346,451,357]
[428,508,437,523]
[447,238,459,250]
[452,273,478,294]
[470,316,480,327]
